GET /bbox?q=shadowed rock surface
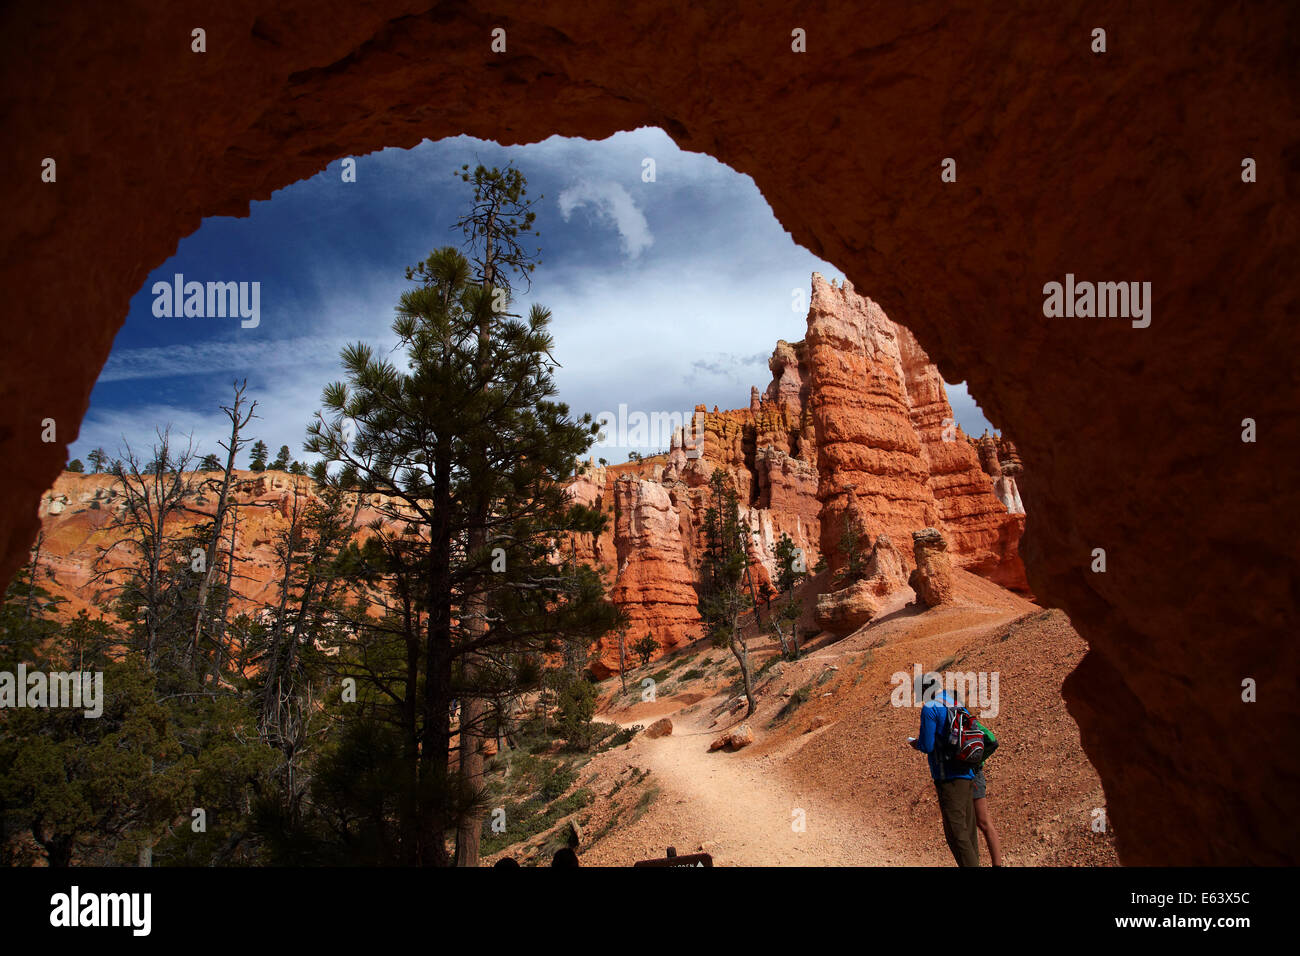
[1,1,1295,864]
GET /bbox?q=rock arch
[1,2,1295,863]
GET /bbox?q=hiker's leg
[935,782,963,864]
[942,779,980,866]
[974,797,1003,866]
[936,780,978,866]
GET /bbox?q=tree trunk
[618,630,627,693]
[23,531,43,621]
[190,405,241,671]
[771,615,791,660]
[455,211,500,868]
[730,610,755,716]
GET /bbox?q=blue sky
[73,127,993,467]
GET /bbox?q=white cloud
[97,334,354,383]
[556,180,653,259]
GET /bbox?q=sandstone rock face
[604,476,703,670]
[645,718,673,739]
[3,3,1292,864]
[909,528,955,608]
[815,532,910,634]
[30,469,394,624]
[815,579,882,634]
[861,533,909,594]
[807,277,939,572]
[805,276,1026,592]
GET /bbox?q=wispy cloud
[97,335,354,383]
[557,180,653,258]
[688,352,770,383]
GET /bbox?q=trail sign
[633,846,713,867]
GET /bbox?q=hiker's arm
[912,705,935,752]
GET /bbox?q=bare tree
[189,381,258,674]
[257,477,357,820]
[91,428,198,667]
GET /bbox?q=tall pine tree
[698,469,758,715]
[304,232,616,865]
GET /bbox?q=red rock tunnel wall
[1,1,1296,864]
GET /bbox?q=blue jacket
[911,690,974,782]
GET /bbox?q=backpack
[943,705,987,769]
[975,719,998,764]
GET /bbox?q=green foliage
[248,440,268,472]
[66,459,84,473]
[772,684,812,726]
[632,634,658,666]
[0,162,629,869]
[838,517,868,580]
[557,678,598,751]
[479,787,594,858]
[697,469,757,712]
[770,531,807,594]
[0,651,192,866]
[292,163,620,863]
[602,725,641,749]
[696,469,754,643]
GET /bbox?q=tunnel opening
[1,2,1294,866]
[7,128,1107,869]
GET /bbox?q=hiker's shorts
[972,767,987,800]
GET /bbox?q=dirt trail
[587,704,897,866]
[579,571,1117,867]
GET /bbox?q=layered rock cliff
[574,274,1029,673]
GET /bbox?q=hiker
[909,672,979,867]
[970,712,1003,865]
[972,764,1003,866]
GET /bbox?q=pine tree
[271,444,291,471]
[249,440,268,472]
[304,237,616,865]
[767,532,807,660]
[838,514,868,581]
[87,448,108,474]
[199,453,220,471]
[448,162,544,867]
[66,459,83,473]
[633,633,657,666]
[698,469,757,715]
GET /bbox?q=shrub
[602,725,642,750]
[557,678,598,751]
[632,634,658,666]
[772,684,812,725]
